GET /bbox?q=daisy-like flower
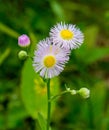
[18,34,30,47]
[50,22,84,49]
[33,38,70,79]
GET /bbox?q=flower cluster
[18,22,84,79]
[33,22,84,79]
[18,22,90,102]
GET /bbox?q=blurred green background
[0,0,109,130]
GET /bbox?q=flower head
[18,34,30,47]
[50,22,84,49]
[33,38,70,79]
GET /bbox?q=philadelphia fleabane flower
[50,22,84,49]
[18,34,30,47]
[33,38,70,79]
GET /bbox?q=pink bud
[18,34,30,47]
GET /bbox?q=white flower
[50,22,84,49]
[33,38,70,79]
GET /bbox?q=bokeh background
[0,0,109,130]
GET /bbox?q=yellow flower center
[60,29,73,40]
[43,55,56,68]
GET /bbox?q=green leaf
[80,81,106,129]
[75,46,109,65]
[21,59,37,119]
[75,25,99,61]
[37,112,46,130]
[37,112,51,130]
[0,48,10,65]
[90,81,106,129]
[0,22,19,38]
[84,26,99,49]
[50,0,65,20]
[84,47,109,64]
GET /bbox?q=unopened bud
[66,87,70,91]
[18,34,30,47]
[78,88,90,99]
[18,50,28,60]
[70,90,76,95]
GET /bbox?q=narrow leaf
[0,22,19,38]
[0,48,10,65]
[37,112,46,130]
[85,47,109,64]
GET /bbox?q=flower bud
[18,50,28,60]
[66,87,70,91]
[78,88,90,99]
[18,34,30,47]
[70,90,76,95]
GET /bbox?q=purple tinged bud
[18,34,30,47]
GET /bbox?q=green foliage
[75,25,109,65]
[0,0,109,130]
[84,47,109,64]
[50,0,65,20]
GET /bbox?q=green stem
[47,79,51,130]
[50,91,68,101]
